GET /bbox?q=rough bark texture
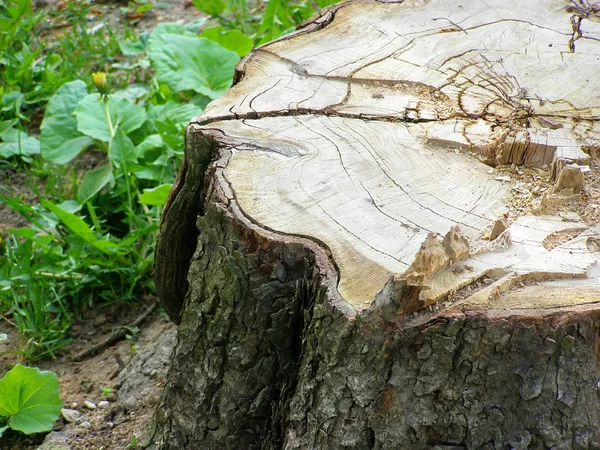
[151,189,323,449]
[150,0,600,448]
[285,308,600,450]
[150,199,600,449]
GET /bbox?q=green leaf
[200,27,253,57]
[0,334,6,341]
[56,200,82,214]
[120,39,146,56]
[116,83,149,102]
[182,17,208,33]
[40,80,94,165]
[147,23,239,98]
[0,128,40,159]
[109,128,137,170]
[137,3,154,13]
[165,103,204,125]
[316,0,339,7]
[0,365,62,435]
[258,0,296,44]
[41,200,122,255]
[0,130,37,157]
[74,94,147,143]
[191,0,225,16]
[135,134,164,159]
[139,184,173,206]
[0,119,17,135]
[77,164,114,204]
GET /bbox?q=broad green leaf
[116,83,149,102]
[0,365,62,435]
[146,102,204,127]
[56,200,82,214]
[41,200,122,255]
[146,22,195,44]
[147,24,239,98]
[200,27,253,57]
[182,17,208,33]
[191,0,225,16]
[40,80,93,165]
[0,128,40,158]
[74,94,147,143]
[77,164,114,204]
[136,164,171,182]
[0,119,17,135]
[109,128,137,170]
[135,134,164,159]
[1,91,24,118]
[10,228,36,239]
[0,425,8,437]
[120,39,146,56]
[139,184,173,206]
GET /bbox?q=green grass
[0,0,340,362]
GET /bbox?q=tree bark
[150,0,600,448]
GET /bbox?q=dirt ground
[0,299,177,450]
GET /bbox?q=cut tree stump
[150,0,600,448]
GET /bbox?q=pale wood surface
[191,0,600,311]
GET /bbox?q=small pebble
[98,400,110,408]
[61,408,82,424]
[80,421,92,428]
[70,402,78,409]
[84,400,97,410]
[107,393,118,402]
[559,210,581,221]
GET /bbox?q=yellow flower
[92,72,108,97]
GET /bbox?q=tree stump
[150,0,600,448]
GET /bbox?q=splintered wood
[192,0,600,313]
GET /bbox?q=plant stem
[0,314,17,329]
[35,271,84,280]
[86,201,103,232]
[103,97,115,138]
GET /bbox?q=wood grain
[162,0,600,315]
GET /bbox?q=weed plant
[0,0,339,361]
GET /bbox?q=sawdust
[492,153,600,228]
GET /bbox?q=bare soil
[0,300,176,450]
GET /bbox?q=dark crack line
[569,14,583,52]
[218,162,345,287]
[248,77,283,113]
[359,179,426,234]
[396,17,571,50]
[291,117,410,266]
[293,79,325,109]
[306,116,358,188]
[323,34,409,77]
[332,116,487,230]
[432,17,469,34]
[195,109,442,128]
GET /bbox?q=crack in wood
[170,0,600,311]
